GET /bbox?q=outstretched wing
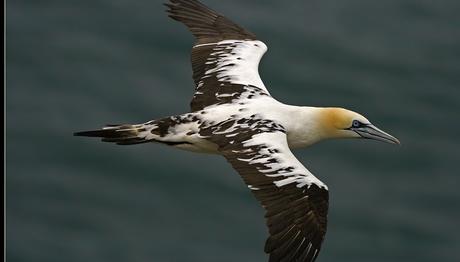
[200,118,329,262]
[165,0,271,111]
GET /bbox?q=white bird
[75,0,400,261]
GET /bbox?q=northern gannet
[75,0,400,261]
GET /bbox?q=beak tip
[384,135,400,145]
[389,135,401,145]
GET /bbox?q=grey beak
[353,124,400,145]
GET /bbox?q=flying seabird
[75,0,400,261]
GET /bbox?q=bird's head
[318,107,400,144]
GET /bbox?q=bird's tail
[74,124,153,145]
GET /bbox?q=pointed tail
[74,124,152,145]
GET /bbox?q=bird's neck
[284,106,330,148]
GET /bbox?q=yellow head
[318,107,400,144]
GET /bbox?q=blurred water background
[6,0,460,261]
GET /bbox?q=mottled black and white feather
[200,118,329,262]
[166,0,271,111]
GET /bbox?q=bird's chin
[336,129,362,139]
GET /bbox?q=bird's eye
[352,120,361,128]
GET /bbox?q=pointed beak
[353,124,400,145]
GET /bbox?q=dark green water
[7,0,460,261]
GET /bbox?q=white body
[154,98,325,154]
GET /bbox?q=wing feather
[166,0,271,111]
[200,118,329,262]
[166,0,256,43]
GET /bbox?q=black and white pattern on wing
[190,41,271,111]
[166,0,271,111]
[200,118,329,262]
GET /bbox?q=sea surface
[7,0,460,261]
